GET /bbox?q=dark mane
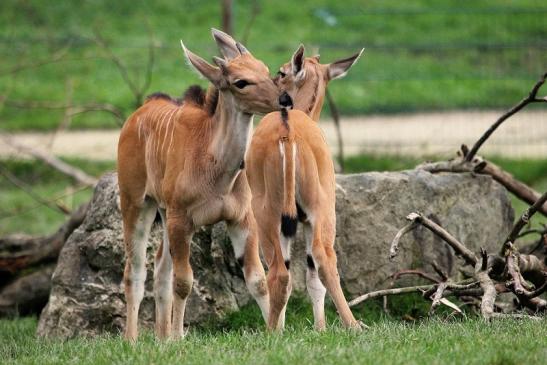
[145,92,179,104]
[204,86,219,116]
[145,86,218,116]
[180,85,206,106]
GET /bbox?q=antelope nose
[279,92,293,108]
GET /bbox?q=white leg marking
[227,224,248,260]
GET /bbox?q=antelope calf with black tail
[117,29,282,341]
[246,45,363,330]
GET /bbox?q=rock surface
[37,171,513,338]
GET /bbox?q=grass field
[1,0,546,130]
[1,314,546,365]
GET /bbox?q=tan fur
[118,31,280,341]
[247,47,363,331]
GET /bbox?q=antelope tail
[280,109,297,237]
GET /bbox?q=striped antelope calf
[117,29,281,341]
[246,45,363,330]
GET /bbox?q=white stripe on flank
[168,108,180,152]
[160,108,177,153]
[279,140,285,179]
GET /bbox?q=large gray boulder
[37,170,513,338]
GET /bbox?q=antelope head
[274,45,364,120]
[181,29,281,115]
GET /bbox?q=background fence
[1,1,546,158]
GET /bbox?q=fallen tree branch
[398,212,478,266]
[391,269,441,284]
[0,203,88,274]
[502,192,547,255]
[349,279,476,308]
[419,155,547,218]
[389,220,418,260]
[1,137,98,186]
[476,248,496,320]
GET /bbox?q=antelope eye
[277,71,286,78]
[233,80,250,89]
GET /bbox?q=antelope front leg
[167,214,194,338]
[227,213,270,324]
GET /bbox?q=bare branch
[389,219,418,260]
[241,0,261,44]
[390,269,441,284]
[1,137,98,186]
[349,285,434,307]
[418,156,547,217]
[349,279,476,308]
[402,212,478,266]
[0,164,70,215]
[429,282,448,313]
[325,89,345,172]
[476,248,496,320]
[502,191,547,255]
[4,99,125,125]
[466,72,547,161]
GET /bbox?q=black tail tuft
[281,214,298,237]
[281,108,289,124]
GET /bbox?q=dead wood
[391,212,477,266]
[502,192,547,255]
[0,265,55,317]
[0,203,88,274]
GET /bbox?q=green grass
[1,314,546,365]
[1,0,546,130]
[0,158,115,235]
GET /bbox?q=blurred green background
[1,0,546,130]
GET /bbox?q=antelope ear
[211,28,240,60]
[291,44,305,76]
[181,41,222,85]
[327,48,364,80]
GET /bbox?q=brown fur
[247,48,363,331]
[119,34,280,341]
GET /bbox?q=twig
[0,164,70,215]
[391,269,440,284]
[429,282,448,313]
[241,0,261,44]
[349,285,434,307]
[1,137,97,186]
[402,212,477,266]
[465,72,547,161]
[389,219,418,260]
[325,89,345,172]
[93,25,155,108]
[4,99,125,124]
[349,279,476,307]
[501,191,547,255]
[476,248,496,320]
[431,261,449,281]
